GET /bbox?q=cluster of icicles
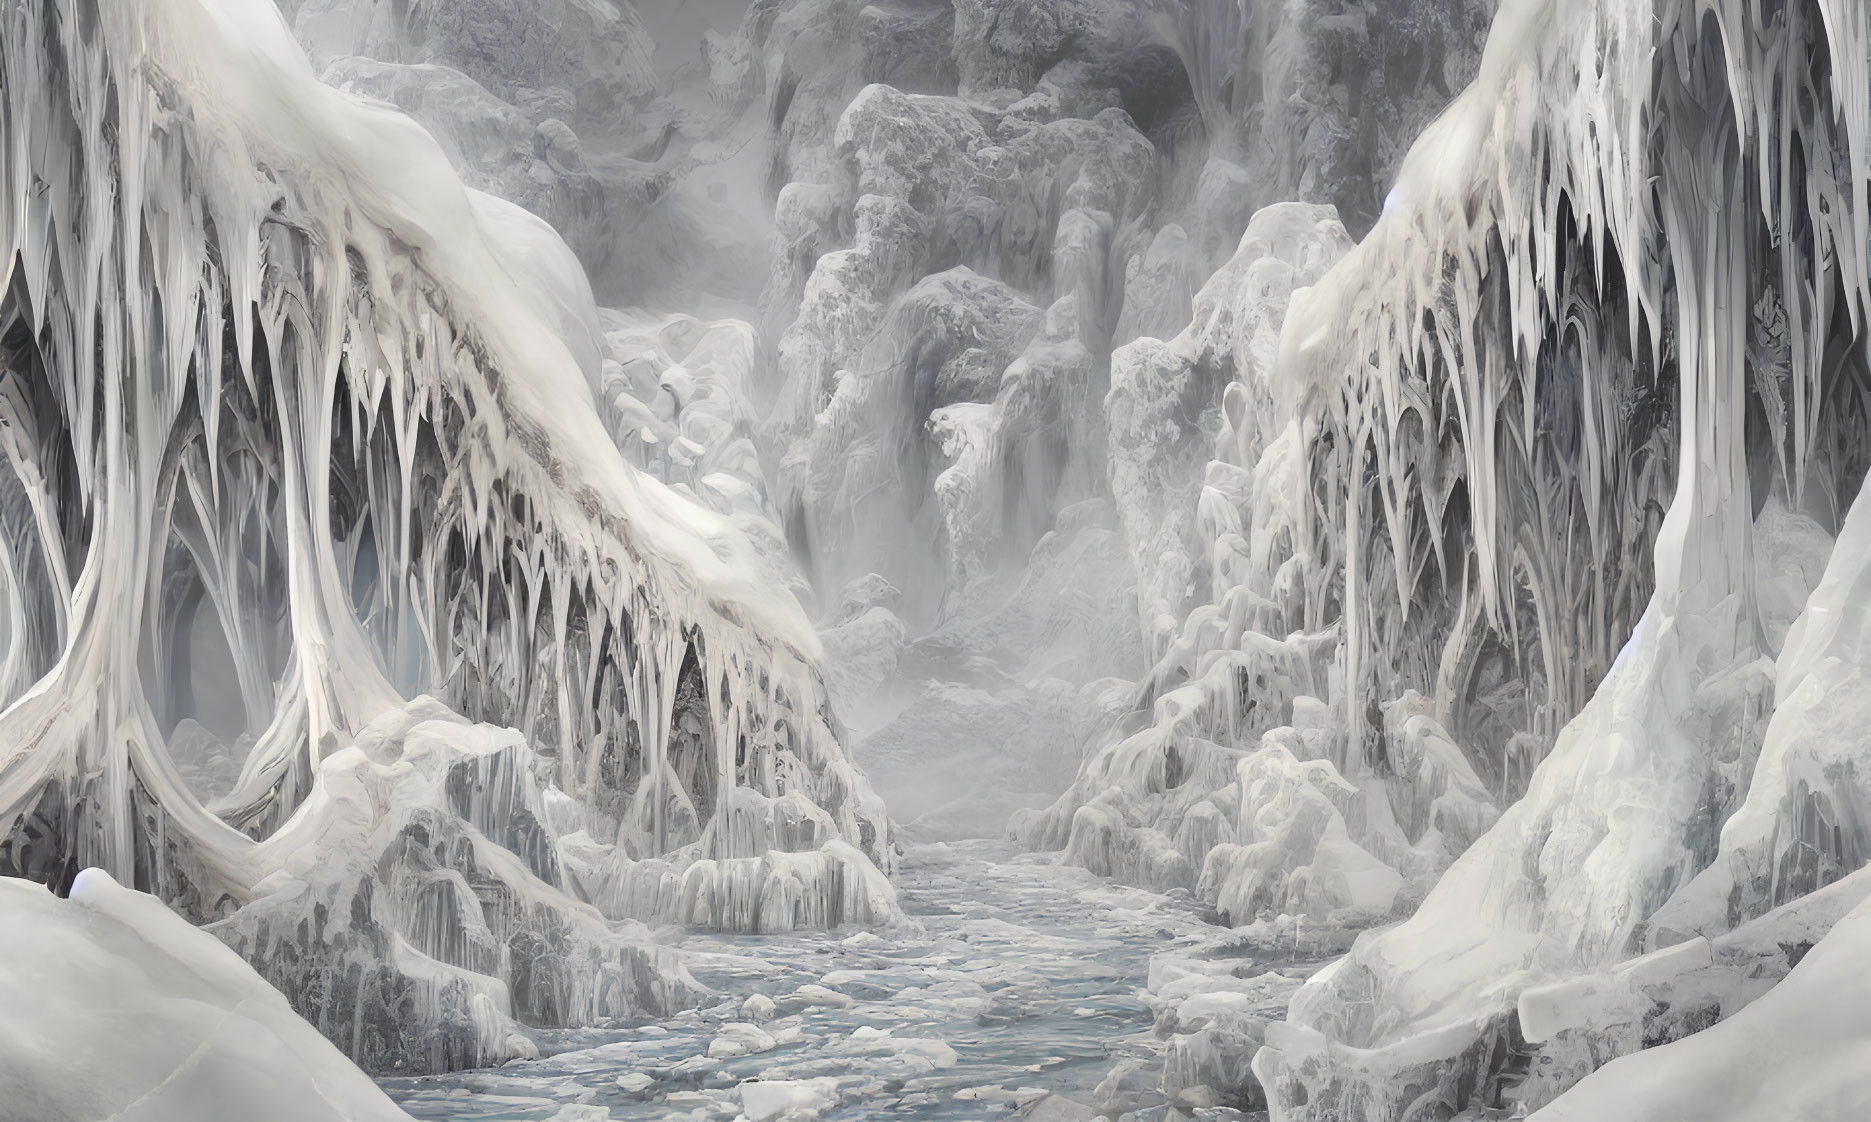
[1030,0,1871,1114]
[1240,0,1871,1115]
[1268,0,1871,770]
[0,0,887,928]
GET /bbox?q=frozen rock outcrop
[1106,202,1352,654]
[733,0,1501,845]
[212,699,707,1073]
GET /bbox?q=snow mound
[0,869,412,1122]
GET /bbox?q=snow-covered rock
[1530,890,1871,1121]
[0,870,413,1121]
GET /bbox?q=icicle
[0,1,893,1074]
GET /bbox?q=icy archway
[0,0,891,1073]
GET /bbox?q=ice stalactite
[0,0,889,1074]
[1013,200,1471,929]
[1239,0,1871,1115]
[720,0,1509,843]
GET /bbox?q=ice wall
[1236,0,1871,1115]
[0,0,890,1073]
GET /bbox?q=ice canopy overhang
[1249,0,1871,1113]
[0,0,887,942]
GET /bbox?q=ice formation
[288,0,773,310]
[1529,885,1871,1121]
[0,0,890,1074]
[775,0,1871,1112]
[728,0,1499,839]
[11,0,1871,1114]
[1236,0,1871,1115]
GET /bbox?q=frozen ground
[379,841,1327,1121]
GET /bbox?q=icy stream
[380,841,1318,1121]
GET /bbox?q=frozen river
[378,840,1316,1121]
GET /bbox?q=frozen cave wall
[1126,0,1871,1116]
[0,0,892,1076]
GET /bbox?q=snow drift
[0,869,414,1122]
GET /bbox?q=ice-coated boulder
[738,1076,841,1122]
[1201,741,1403,926]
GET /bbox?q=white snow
[0,870,412,1122]
[1531,892,1871,1121]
